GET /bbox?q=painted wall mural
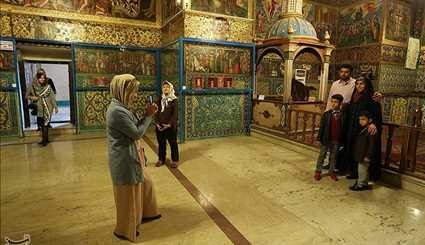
[185,94,249,139]
[381,45,406,64]
[184,43,251,89]
[302,1,338,41]
[160,45,179,90]
[75,47,156,89]
[255,0,283,39]
[384,0,411,43]
[161,12,184,44]
[162,0,180,22]
[191,0,249,18]
[338,0,381,47]
[1,0,157,22]
[0,12,161,47]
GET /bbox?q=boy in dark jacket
[349,111,377,191]
[315,94,344,181]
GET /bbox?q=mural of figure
[262,0,279,22]
[142,0,155,18]
[95,0,110,15]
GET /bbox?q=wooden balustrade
[252,99,425,180]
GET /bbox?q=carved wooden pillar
[283,50,295,103]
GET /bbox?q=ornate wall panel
[416,68,425,92]
[338,0,381,47]
[383,0,411,43]
[378,64,417,93]
[161,12,184,45]
[76,90,156,131]
[190,0,249,18]
[381,44,406,63]
[0,47,19,137]
[390,97,408,124]
[419,50,425,66]
[0,92,19,136]
[184,12,253,43]
[0,12,12,36]
[185,94,249,139]
[1,11,161,47]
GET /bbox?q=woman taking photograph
[343,73,382,183]
[26,70,58,146]
[155,80,179,168]
[106,74,161,242]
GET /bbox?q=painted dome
[267,16,318,40]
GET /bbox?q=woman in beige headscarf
[106,74,161,242]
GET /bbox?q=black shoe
[346,174,358,180]
[113,231,139,241]
[322,164,330,170]
[142,214,162,223]
[349,184,369,191]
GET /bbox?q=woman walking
[106,74,161,242]
[26,70,58,146]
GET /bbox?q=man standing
[326,64,356,111]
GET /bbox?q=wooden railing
[253,99,425,180]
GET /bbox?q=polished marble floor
[1,132,424,244]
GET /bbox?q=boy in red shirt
[315,94,344,181]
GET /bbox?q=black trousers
[156,127,179,162]
[37,117,49,145]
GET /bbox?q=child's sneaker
[330,174,338,181]
[314,171,322,181]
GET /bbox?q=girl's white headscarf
[161,80,177,112]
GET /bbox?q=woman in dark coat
[343,74,382,181]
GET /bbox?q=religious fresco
[338,0,381,47]
[160,46,179,90]
[184,44,251,89]
[191,0,249,18]
[255,0,284,39]
[0,51,15,88]
[1,0,157,22]
[185,94,249,140]
[75,47,156,89]
[302,2,338,42]
[256,52,284,95]
[385,0,410,43]
[162,0,179,22]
